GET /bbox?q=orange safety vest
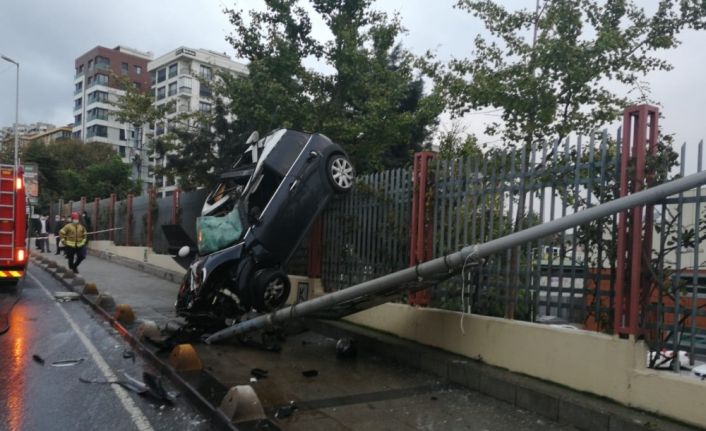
[59,223,87,248]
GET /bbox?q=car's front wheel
[253,268,291,311]
[327,154,355,193]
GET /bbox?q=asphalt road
[0,265,209,431]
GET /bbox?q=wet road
[0,265,209,431]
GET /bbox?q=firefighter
[59,212,87,274]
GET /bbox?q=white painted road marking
[28,271,155,431]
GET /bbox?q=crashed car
[175,129,355,325]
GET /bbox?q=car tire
[327,154,355,193]
[253,268,291,312]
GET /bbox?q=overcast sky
[1,0,705,157]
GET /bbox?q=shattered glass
[196,205,244,255]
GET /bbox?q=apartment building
[72,46,153,187]
[147,47,247,196]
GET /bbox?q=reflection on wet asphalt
[0,266,208,431]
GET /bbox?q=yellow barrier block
[82,283,98,295]
[168,344,203,371]
[113,304,135,325]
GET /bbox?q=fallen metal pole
[206,169,706,344]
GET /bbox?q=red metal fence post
[146,188,154,248]
[307,217,323,278]
[108,193,116,242]
[614,104,659,336]
[80,196,86,214]
[93,198,99,239]
[171,188,181,225]
[408,151,436,306]
[126,193,133,247]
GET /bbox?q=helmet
[71,212,79,220]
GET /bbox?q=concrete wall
[344,303,706,428]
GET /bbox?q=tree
[19,139,139,210]
[154,0,444,186]
[111,75,173,190]
[443,0,706,147]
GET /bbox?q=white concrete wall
[344,303,706,428]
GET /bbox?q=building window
[87,108,109,121]
[199,101,211,113]
[168,82,177,97]
[121,62,129,75]
[74,114,82,126]
[150,70,156,85]
[157,68,166,83]
[74,98,82,109]
[157,86,166,100]
[95,73,109,86]
[87,90,109,104]
[74,82,83,94]
[155,122,165,136]
[168,63,177,78]
[119,146,126,157]
[77,65,84,74]
[133,82,142,90]
[119,129,126,141]
[200,65,212,80]
[87,125,107,138]
[95,56,110,69]
[135,65,142,75]
[199,83,212,98]
[73,131,81,139]
[178,76,192,94]
[87,59,93,70]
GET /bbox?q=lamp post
[1,55,19,169]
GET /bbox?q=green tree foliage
[442,0,706,147]
[17,139,139,211]
[155,0,444,186]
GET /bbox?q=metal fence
[51,125,706,360]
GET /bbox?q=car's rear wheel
[253,268,291,311]
[327,154,355,193]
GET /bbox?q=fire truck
[0,164,27,284]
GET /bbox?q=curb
[87,249,184,284]
[30,252,239,431]
[306,319,702,431]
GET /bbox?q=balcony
[86,113,109,122]
[178,86,192,95]
[74,70,85,79]
[74,88,83,95]
[95,62,111,71]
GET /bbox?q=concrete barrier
[344,303,706,428]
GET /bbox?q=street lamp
[1,54,19,169]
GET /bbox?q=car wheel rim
[263,277,286,307]
[331,157,354,189]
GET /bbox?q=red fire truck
[0,164,27,284]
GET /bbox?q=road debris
[32,354,45,365]
[302,369,318,378]
[50,358,85,367]
[122,349,136,363]
[250,368,268,379]
[54,291,80,302]
[143,371,177,403]
[274,401,298,419]
[336,337,357,359]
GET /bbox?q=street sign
[23,162,38,204]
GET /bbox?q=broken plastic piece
[143,371,177,403]
[51,358,85,367]
[54,291,80,302]
[274,401,298,419]
[302,369,318,378]
[335,337,357,359]
[122,350,136,363]
[250,368,268,379]
[32,354,45,365]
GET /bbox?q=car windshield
[197,202,245,255]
